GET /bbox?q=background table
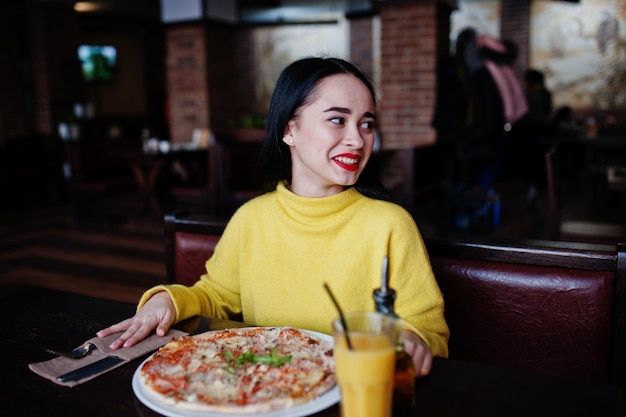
[2,285,622,417]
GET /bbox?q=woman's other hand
[96,291,176,349]
[402,330,433,377]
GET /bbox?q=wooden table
[114,151,167,218]
[3,285,623,417]
[114,148,211,219]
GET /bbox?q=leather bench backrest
[165,214,623,387]
[174,231,221,286]
[431,255,615,383]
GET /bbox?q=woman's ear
[282,120,295,146]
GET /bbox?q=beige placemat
[29,329,187,387]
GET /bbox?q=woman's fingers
[402,330,433,376]
[96,317,134,338]
[96,290,176,349]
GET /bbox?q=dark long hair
[255,57,392,202]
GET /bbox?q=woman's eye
[361,121,375,130]
[330,117,345,125]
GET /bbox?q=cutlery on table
[45,342,96,359]
[56,355,125,383]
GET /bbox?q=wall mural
[246,0,625,121]
[249,21,349,114]
[452,0,625,118]
[531,0,626,112]
[450,0,500,53]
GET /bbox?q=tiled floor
[0,202,166,303]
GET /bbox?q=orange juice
[334,332,396,417]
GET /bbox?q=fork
[45,342,96,359]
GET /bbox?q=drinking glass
[333,312,398,417]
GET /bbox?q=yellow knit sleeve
[136,214,245,323]
[386,206,450,358]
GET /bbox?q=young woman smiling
[98,57,449,377]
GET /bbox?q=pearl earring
[289,139,294,144]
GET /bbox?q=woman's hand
[402,330,433,377]
[96,291,176,349]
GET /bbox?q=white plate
[132,328,340,417]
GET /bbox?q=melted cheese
[141,327,336,410]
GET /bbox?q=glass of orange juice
[333,312,398,417]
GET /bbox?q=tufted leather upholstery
[431,256,614,383]
[174,231,221,286]
[164,212,226,285]
[425,237,626,387]
[163,212,625,389]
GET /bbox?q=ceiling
[40,0,160,18]
[40,1,580,22]
[40,0,374,22]
[240,0,373,23]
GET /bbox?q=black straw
[323,282,353,350]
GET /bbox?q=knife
[57,356,125,383]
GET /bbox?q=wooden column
[165,24,210,144]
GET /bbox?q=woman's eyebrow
[324,106,351,114]
[323,107,377,119]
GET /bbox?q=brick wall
[348,13,374,79]
[166,22,241,143]
[378,1,438,150]
[376,1,454,210]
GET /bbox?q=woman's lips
[332,154,360,172]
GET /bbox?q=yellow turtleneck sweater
[139,182,449,357]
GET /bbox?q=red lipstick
[333,153,361,172]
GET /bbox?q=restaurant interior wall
[2,1,623,144]
[1,0,624,216]
[530,0,626,127]
[164,4,355,144]
[451,0,626,125]
[411,0,626,218]
[0,1,166,145]
[69,9,166,140]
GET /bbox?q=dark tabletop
[1,284,622,417]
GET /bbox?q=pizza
[137,327,336,414]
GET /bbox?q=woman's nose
[343,124,365,148]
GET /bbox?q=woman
[98,57,449,376]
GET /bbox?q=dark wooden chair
[164,211,227,285]
[171,143,222,217]
[545,147,626,245]
[68,139,139,226]
[172,141,261,218]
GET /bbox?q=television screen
[77,45,117,82]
